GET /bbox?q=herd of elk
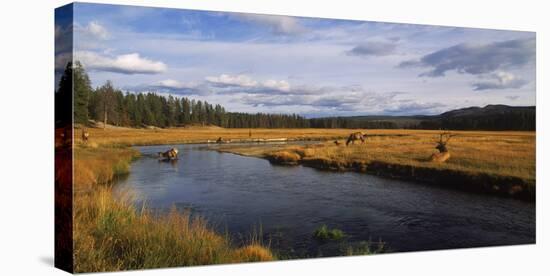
[430,132,456,162]
[334,130,456,163]
[155,130,456,164]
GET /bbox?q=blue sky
[56,2,536,117]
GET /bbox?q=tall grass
[73,146,274,272]
[226,132,535,183]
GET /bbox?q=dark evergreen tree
[73,61,91,125]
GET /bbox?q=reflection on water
[117,144,535,257]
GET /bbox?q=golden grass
[218,130,535,198]
[268,150,302,165]
[73,145,274,272]
[74,146,138,191]
[233,245,275,262]
[75,126,383,146]
[222,130,536,181]
[222,131,535,182]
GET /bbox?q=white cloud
[383,101,446,115]
[261,79,290,91]
[234,14,306,35]
[205,74,258,87]
[205,74,291,92]
[77,21,110,40]
[75,51,167,74]
[87,21,109,40]
[156,79,189,89]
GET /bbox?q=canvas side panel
[54,3,74,273]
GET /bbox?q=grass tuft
[313,225,345,241]
[344,241,387,256]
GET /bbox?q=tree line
[309,117,402,129]
[60,62,535,130]
[64,62,308,128]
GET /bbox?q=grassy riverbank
[217,130,535,200]
[73,145,274,272]
[77,126,384,146]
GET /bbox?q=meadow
[78,125,362,146]
[68,126,535,271]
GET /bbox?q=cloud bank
[205,74,291,93]
[76,51,167,74]
[399,38,535,77]
[472,71,527,91]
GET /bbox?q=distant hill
[309,105,536,131]
[440,105,534,118]
[431,105,535,130]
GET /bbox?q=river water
[117,144,535,257]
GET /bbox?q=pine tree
[73,61,91,125]
[56,62,73,126]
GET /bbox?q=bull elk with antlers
[430,132,457,162]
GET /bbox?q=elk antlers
[436,132,457,145]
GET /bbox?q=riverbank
[78,126,357,146]
[216,131,535,201]
[78,126,524,146]
[72,145,274,272]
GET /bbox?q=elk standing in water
[430,132,456,162]
[346,131,368,146]
[158,148,179,161]
[82,129,89,143]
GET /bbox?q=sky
[56,3,536,117]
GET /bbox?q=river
[116,144,535,258]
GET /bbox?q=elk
[216,137,224,144]
[346,131,368,146]
[158,148,179,160]
[82,128,89,143]
[334,140,342,146]
[430,132,456,162]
